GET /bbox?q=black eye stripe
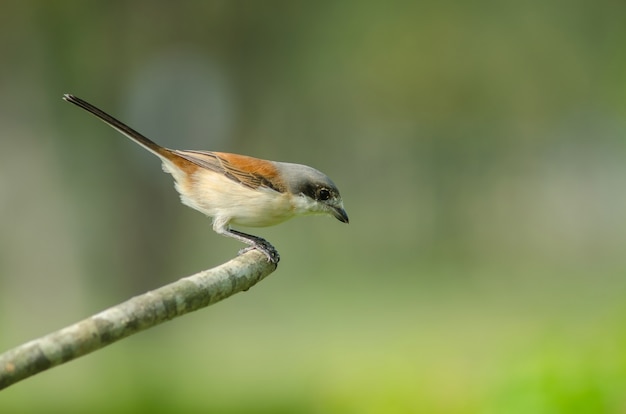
[298,182,338,201]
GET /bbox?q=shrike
[63,94,348,264]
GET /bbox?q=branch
[0,250,277,390]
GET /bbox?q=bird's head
[277,163,349,223]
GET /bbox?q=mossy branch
[0,250,276,390]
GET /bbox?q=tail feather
[63,94,168,159]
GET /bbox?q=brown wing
[171,150,286,193]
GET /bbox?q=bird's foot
[238,239,280,264]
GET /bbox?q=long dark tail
[63,94,169,158]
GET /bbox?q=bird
[63,94,348,264]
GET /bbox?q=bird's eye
[318,188,331,201]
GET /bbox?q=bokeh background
[2,1,626,413]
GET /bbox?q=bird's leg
[218,228,280,264]
[212,218,280,264]
[230,229,280,264]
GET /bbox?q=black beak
[332,207,349,224]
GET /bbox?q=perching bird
[63,94,348,264]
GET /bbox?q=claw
[238,242,280,264]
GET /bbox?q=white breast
[164,162,295,228]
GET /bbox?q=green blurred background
[2,1,626,413]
